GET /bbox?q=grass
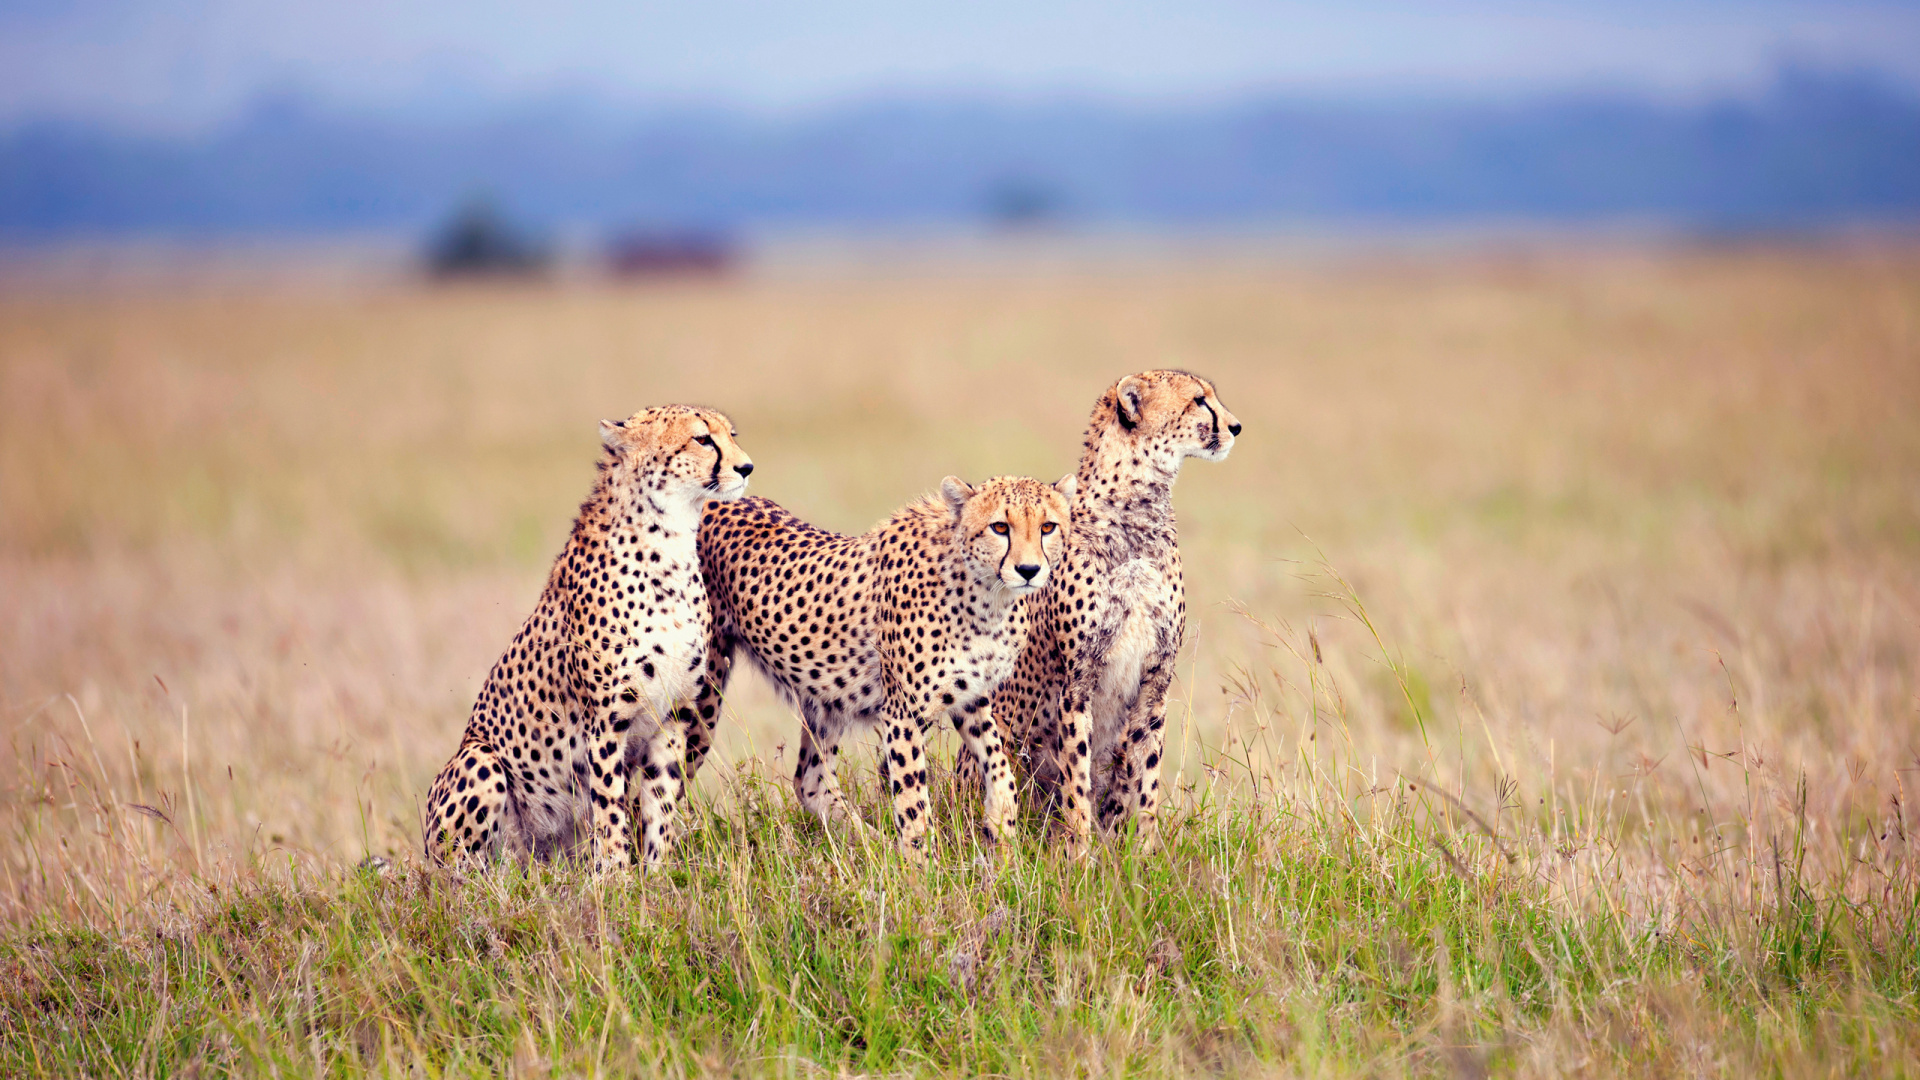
[6,738,1919,1076]
[3,246,1920,1075]
[11,724,1920,1077]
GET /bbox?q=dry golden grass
[3,246,1919,1074]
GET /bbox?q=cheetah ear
[1115,375,1147,430]
[1054,473,1078,500]
[598,419,626,450]
[939,475,974,517]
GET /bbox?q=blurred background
[3,3,1918,902]
[3,1,1919,270]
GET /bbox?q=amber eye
[1041,522,1057,534]
[1193,394,1207,405]
[695,434,715,447]
[990,522,1010,535]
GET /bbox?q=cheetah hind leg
[422,739,512,868]
[792,713,875,843]
[1051,683,1098,858]
[949,703,1018,850]
[1010,699,1066,825]
[950,748,983,797]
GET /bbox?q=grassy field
[3,246,1919,1076]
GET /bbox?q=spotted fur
[422,405,754,872]
[680,474,1074,857]
[990,371,1240,848]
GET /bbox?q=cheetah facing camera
[990,370,1240,848]
[423,405,754,872]
[681,474,1075,857]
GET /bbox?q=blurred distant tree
[425,195,549,278]
[605,229,737,278]
[984,175,1065,229]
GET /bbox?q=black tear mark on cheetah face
[942,472,1075,594]
[598,404,755,507]
[1109,369,1242,469]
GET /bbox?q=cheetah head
[598,405,754,505]
[940,474,1076,595]
[1103,369,1241,467]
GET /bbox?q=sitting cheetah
[422,405,754,871]
[679,474,1074,857]
[990,370,1240,847]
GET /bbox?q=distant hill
[3,66,1917,239]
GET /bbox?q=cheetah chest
[1095,557,1178,704]
[638,611,705,705]
[954,628,1020,693]
[598,553,707,712]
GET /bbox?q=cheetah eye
[695,434,716,447]
[1040,522,1057,534]
[1193,394,1207,405]
[990,522,1010,536]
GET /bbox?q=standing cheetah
[679,475,1074,857]
[423,405,754,872]
[991,370,1240,848]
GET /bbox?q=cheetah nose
[1228,421,1242,436]
[734,462,754,477]
[1015,564,1041,581]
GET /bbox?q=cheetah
[990,370,1240,848]
[678,474,1074,857]
[422,405,754,872]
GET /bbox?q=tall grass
[6,589,1917,1075]
[3,249,1919,1074]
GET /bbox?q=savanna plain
[3,246,1919,1077]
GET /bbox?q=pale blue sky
[4,1,1918,131]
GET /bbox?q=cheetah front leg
[644,632,736,854]
[633,711,689,869]
[681,630,735,780]
[585,713,636,873]
[1053,677,1098,854]
[880,706,934,862]
[949,698,1018,848]
[1099,657,1176,849]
